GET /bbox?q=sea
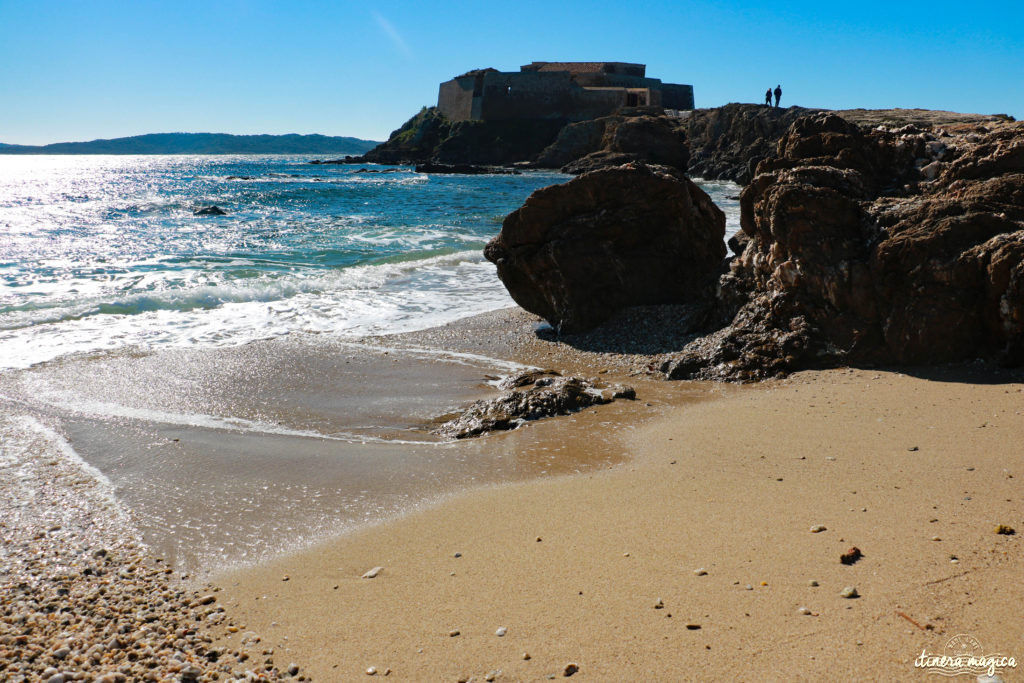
[0,155,741,572]
[0,156,740,369]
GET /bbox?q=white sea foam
[0,251,515,370]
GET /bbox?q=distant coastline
[0,132,381,155]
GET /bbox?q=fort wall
[437,62,693,123]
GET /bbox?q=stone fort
[437,62,694,122]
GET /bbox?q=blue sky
[1,0,1021,144]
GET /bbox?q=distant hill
[0,132,380,155]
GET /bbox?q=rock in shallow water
[435,370,635,439]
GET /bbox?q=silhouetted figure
[774,84,782,108]
[765,88,772,107]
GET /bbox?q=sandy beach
[203,310,1024,681]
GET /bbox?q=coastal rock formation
[484,162,726,333]
[683,103,823,184]
[414,162,520,175]
[194,205,226,216]
[663,113,1024,380]
[358,106,564,166]
[435,369,635,439]
[532,114,688,173]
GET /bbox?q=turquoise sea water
[0,156,740,370]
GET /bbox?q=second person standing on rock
[774,84,782,108]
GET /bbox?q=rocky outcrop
[359,107,454,164]
[414,162,520,175]
[357,107,565,166]
[194,205,226,216]
[662,113,1024,380]
[435,370,635,439]
[533,114,688,174]
[683,103,823,184]
[484,162,726,333]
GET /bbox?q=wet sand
[207,313,1024,681]
[1,326,662,574]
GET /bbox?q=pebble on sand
[496,626,508,637]
[366,666,377,675]
[840,586,859,599]
[798,606,812,615]
[808,580,819,587]
[810,525,827,533]
[563,662,580,677]
[694,567,708,576]
[995,524,1016,535]
[654,598,665,609]
[362,566,384,579]
[840,546,862,565]
[449,629,461,637]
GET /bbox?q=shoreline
[208,312,1024,681]
[4,304,1023,680]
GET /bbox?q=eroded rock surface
[435,370,635,439]
[533,114,688,174]
[663,113,1024,380]
[684,104,823,184]
[484,162,726,333]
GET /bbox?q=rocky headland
[354,101,1012,184]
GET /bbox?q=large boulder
[663,113,1024,380]
[484,162,726,333]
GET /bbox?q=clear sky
[1,0,1021,145]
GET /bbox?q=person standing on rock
[765,88,772,107]
[774,84,782,108]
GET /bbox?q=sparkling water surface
[0,155,740,370]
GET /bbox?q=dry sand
[210,320,1024,681]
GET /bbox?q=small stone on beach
[366,666,377,676]
[840,586,859,599]
[495,626,508,637]
[362,566,384,579]
[449,630,460,637]
[995,524,1016,535]
[654,598,664,609]
[810,525,827,533]
[808,580,819,587]
[840,546,862,565]
[563,662,579,677]
[694,567,708,575]
[798,607,812,615]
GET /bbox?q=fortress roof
[520,61,646,76]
